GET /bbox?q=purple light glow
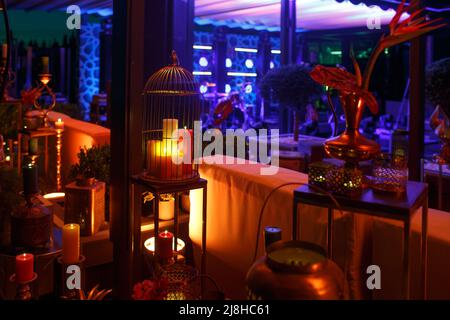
[195,0,409,31]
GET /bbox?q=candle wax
[62,224,80,264]
[15,253,34,283]
[158,230,173,260]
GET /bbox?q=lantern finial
[170,50,179,66]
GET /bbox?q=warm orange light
[55,118,64,131]
[62,223,80,264]
[40,76,50,85]
[43,192,65,200]
[188,188,203,244]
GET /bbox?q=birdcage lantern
[142,51,201,183]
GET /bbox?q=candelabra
[33,73,56,129]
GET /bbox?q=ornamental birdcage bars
[142,51,201,183]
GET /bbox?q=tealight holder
[326,165,363,197]
[372,153,407,194]
[308,161,336,189]
[9,272,38,300]
[55,255,86,300]
[144,237,186,260]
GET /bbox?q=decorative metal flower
[20,87,41,106]
[310,0,445,115]
[132,278,169,300]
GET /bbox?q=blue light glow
[199,57,209,67]
[245,84,253,94]
[225,84,231,93]
[200,85,208,94]
[193,71,212,76]
[235,47,258,53]
[245,59,254,69]
[193,45,213,50]
[79,22,101,120]
[227,72,257,77]
[226,58,233,68]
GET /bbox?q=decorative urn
[246,241,347,300]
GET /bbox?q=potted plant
[69,145,111,220]
[426,58,450,163]
[309,0,445,167]
[260,64,322,141]
[70,145,110,187]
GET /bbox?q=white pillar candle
[162,119,178,139]
[159,197,175,220]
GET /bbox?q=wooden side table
[293,181,429,299]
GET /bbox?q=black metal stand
[130,175,208,297]
[293,181,429,300]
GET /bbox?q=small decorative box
[64,181,105,236]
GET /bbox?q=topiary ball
[426,57,450,117]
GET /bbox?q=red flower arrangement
[20,87,41,106]
[310,0,445,114]
[132,277,169,300]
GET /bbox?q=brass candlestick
[9,272,38,300]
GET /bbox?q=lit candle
[158,230,174,260]
[15,253,34,283]
[162,119,178,139]
[62,223,80,264]
[41,56,49,74]
[264,226,282,250]
[23,163,39,196]
[159,196,175,220]
[147,139,183,179]
[54,118,64,130]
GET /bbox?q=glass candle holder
[326,165,363,197]
[308,161,335,189]
[372,153,408,193]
